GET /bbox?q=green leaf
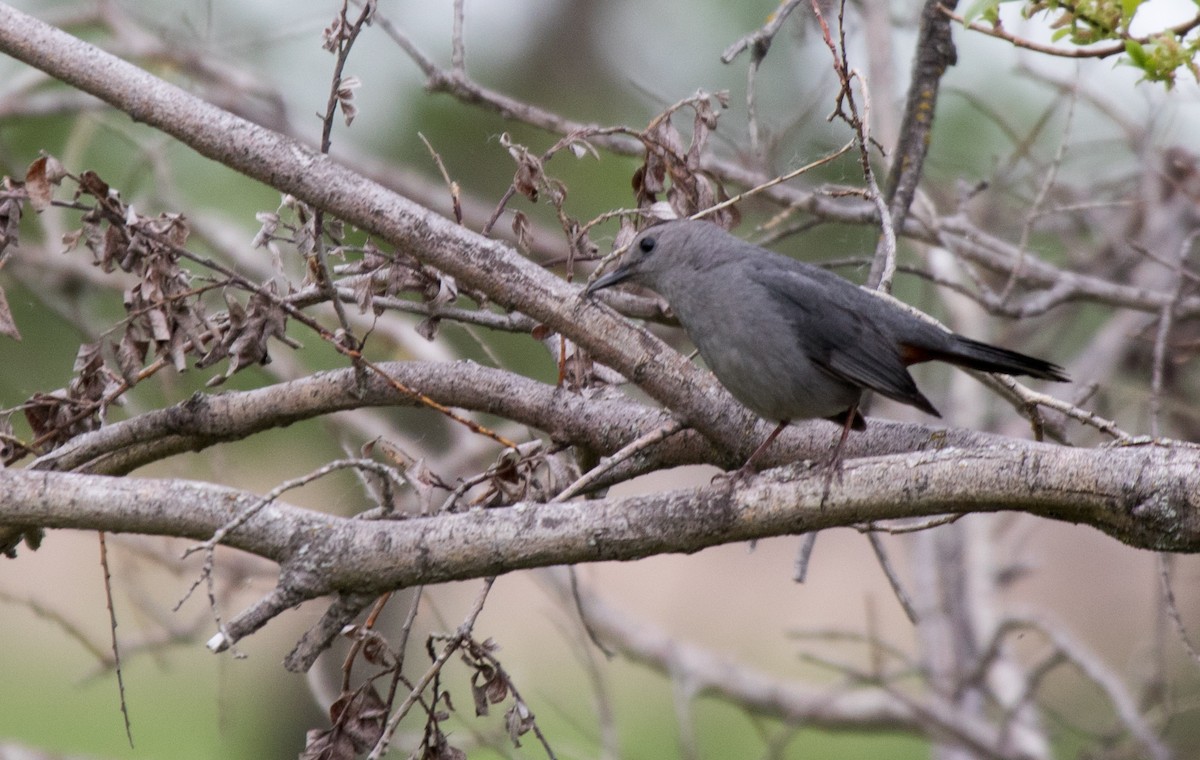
[1124,39,1147,67]
[964,0,1003,24]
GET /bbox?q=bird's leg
[716,419,790,484]
[743,419,790,474]
[820,402,859,507]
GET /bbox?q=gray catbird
[585,219,1069,476]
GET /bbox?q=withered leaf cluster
[23,343,122,450]
[348,243,465,341]
[633,90,739,229]
[65,169,211,375]
[2,158,306,457]
[195,285,292,386]
[301,686,387,760]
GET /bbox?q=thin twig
[865,532,919,624]
[98,532,135,747]
[369,577,496,759]
[450,0,466,73]
[975,614,1170,760]
[182,458,408,558]
[1000,82,1077,304]
[1157,552,1200,664]
[692,140,856,221]
[792,532,819,582]
[1148,230,1199,436]
[418,132,463,224]
[312,1,375,379]
[552,418,685,502]
[719,0,808,159]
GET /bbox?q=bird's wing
[749,261,940,417]
[823,332,939,416]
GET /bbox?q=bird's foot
[711,461,758,487]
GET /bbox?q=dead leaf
[25,156,53,212]
[504,701,535,746]
[0,284,20,340]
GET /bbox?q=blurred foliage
[967,0,1200,87]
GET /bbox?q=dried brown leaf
[116,332,148,384]
[565,136,599,160]
[352,274,375,314]
[60,228,82,252]
[299,727,356,760]
[470,672,490,717]
[325,687,387,755]
[415,316,440,341]
[511,211,531,253]
[0,196,22,256]
[77,170,110,200]
[504,701,535,746]
[484,671,508,705]
[0,284,20,341]
[421,729,466,760]
[363,437,415,468]
[501,133,544,202]
[251,211,279,249]
[25,156,53,212]
[337,75,361,126]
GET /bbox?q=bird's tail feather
[933,335,1069,381]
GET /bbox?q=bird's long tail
[929,335,1070,381]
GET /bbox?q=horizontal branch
[5,441,1198,590]
[29,359,1079,482]
[30,361,679,475]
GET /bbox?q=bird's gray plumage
[586,219,1067,429]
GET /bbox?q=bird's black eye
[638,236,657,253]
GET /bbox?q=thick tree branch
[30,361,678,475]
[4,440,1199,643]
[4,442,1199,589]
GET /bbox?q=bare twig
[1157,553,1200,664]
[721,0,808,159]
[976,615,1170,760]
[792,532,819,582]
[865,532,919,624]
[552,418,685,502]
[1000,82,1078,304]
[98,532,134,747]
[369,577,495,759]
[311,1,376,376]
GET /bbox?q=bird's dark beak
[584,265,633,296]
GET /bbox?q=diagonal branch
[0,4,756,461]
[881,0,959,255]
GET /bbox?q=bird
[584,219,1069,480]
